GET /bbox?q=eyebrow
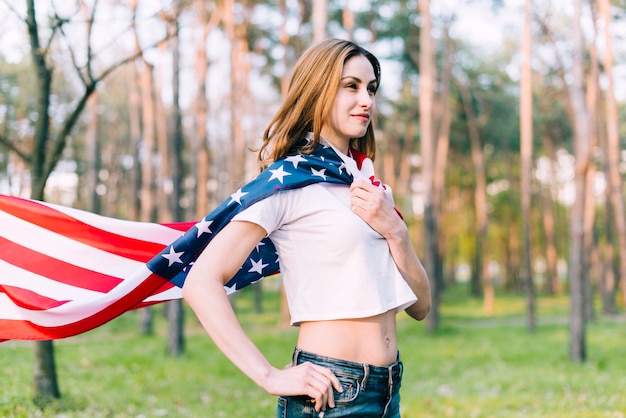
[341,76,378,85]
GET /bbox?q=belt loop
[292,347,301,365]
[361,364,369,390]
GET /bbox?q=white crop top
[232,181,417,325]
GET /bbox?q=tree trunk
[582,6,600,323]
[26,0,61,401]
[128,58,142,222]
[458,81,492,312]
[312,0,328,43]
[193,0,218,220]
[343,0,354,41]
[598,0,626,308]
[84,93,101,214]
[520,0,536,332]
[540,134,560,294]
[600,199,618,314]
[433,29,452,307]
[138,60,156,224]
[33,340,60,402]
[166,2,185,356]
[155,40,173,224]
[137,58,157,336]
[418,0,439,332]
[279,0,292,327]
[567,0,590,362]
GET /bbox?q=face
[321,54,378,153]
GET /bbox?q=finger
[306,365,343,410]
[350,180,375,193]
[326,381,335,409]
[310,364,343,392]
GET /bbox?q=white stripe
[1,265,156,327]
[35,200,187,244]
[0,210,146,279]
[0,259,102,303]
[142,286,182,303]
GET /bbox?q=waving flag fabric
[0,142,355,341]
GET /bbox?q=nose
[358,88,373,109]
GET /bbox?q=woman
[182,39,431,417]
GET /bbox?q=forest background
[1,0,626,415]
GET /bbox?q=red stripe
[0,196,167,262]
[161,221,196,231]
[0,235,123,293]
[0,272,168,341]
[0,284,69,310]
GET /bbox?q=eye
[368,85,378,95]
[346,82,358,90]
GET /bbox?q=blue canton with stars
[147,141,354,293]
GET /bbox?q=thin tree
[567,0,591,362]
[598,0,626,308]
[458,81,493,315]
[536,0,591,362]
[418,0,439,332]
[520,0,536,332]
[312,0,328,43]
[165,1,185,357]
[193,1,220,220]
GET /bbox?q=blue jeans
[276,348,403,418]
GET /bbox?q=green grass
[2,284,625,417]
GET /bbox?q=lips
[353,113,370,123]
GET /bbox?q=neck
[323,137,350,156]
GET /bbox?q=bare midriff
[296,309,398,367]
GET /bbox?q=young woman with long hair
[182,38,431,418]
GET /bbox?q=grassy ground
[1,284,625,417]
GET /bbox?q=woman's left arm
[350,180,431,320]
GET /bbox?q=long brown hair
[258,39,381,170]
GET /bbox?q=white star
[195,218,213,237]
[268,165,291,184]
[255,241,265,252]
[224,283,238,295]
[311,167,327,180]
[228,188,248,205]
[338,162,347,174]
[285,154,307,169]
[248,258,269,275]
[162,246,184,267]
[183,261,195,272]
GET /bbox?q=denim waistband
[292,348,403,385]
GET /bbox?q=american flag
[0,142,354,341]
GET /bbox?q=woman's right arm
[181,220,342,411]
